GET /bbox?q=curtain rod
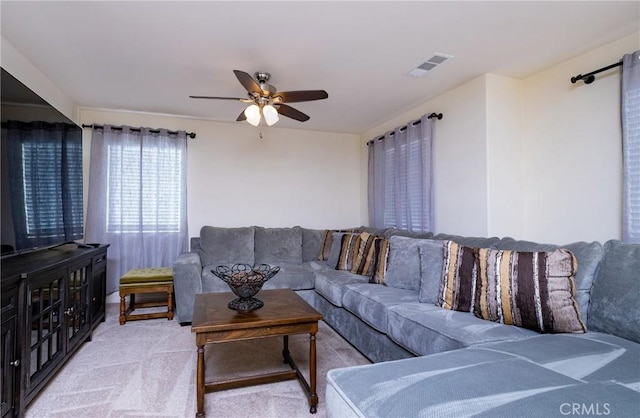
[392,112,443,132]
[82,124,196,139]
[570,61,622,85]
[366,113,443,145]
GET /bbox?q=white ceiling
[2,1,639,134]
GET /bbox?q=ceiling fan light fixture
[263,104,279,126]
[244,104,261,126]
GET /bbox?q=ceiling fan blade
[274,90,328,103]
[236,110,247,122]
[189,95,244,100]
[233,70,262,95]
[276,104,310,122]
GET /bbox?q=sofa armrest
[173,252,203,324]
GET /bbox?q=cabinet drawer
[93,253,107,271]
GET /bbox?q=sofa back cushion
[383,229,434,239]
[254,226,303,265]
[474,247,586,334]
[433,233,500,248]
[384,236,424,291]
[199,226,255,266]
[495,238,603,326]
[588,240,640,343]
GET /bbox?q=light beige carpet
[25,302,370,418]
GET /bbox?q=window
[106,143,183,233]
[85,126,188,294]
[4,121,83,250]
[368,114,433,232]
[21,139,83,238]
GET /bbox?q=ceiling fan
[190,70,328,126]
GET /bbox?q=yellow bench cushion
[120,267,173,285]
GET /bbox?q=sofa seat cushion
[326,347,639,418]
[315,269,369,307]
[341,284,419,333]
[387,303,537,356]
[478,332,640,389]
[304,260,329,271]
[261,262,315,290]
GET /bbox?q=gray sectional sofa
[173,225,640,417]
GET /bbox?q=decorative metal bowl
[211,264,280,313]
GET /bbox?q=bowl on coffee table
[211,264,280,313]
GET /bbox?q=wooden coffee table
[191,289,323,417]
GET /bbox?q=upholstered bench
[119,267,174,325]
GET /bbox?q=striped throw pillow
[474,248,586,333]
[336,233,360,271]
[350,232,385,277]
[319,228,359,261]
[370,238,390,284]
[437,241,477,312]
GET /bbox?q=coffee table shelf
[191,289,323,416]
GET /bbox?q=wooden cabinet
[0,244,108,417]
[1,276,21,418]
[90,251,107,329]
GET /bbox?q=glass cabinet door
[1,283,19,418]
[26,271,65,394]
[66,262,91,352]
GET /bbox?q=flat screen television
[1,68,84,257]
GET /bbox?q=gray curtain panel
[367,113,433,232]
[622,50,640,244]
[85,125,189,293]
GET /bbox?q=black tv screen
[1,68,83,256]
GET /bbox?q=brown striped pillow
[474,248,586,333]
[437,241,478,311]
[350,232,377,275]
[318,228,359,261]
[336,233,360,271]
[370,238,390,284]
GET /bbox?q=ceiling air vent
[406,53,453,77]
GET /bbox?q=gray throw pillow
[417,239,446,304]
[384,236,423,290]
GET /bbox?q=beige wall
[521,32,639,243]
[360,75,490,236]
[79,108,362,238]
[485,74,523,239]
[361,32,639,243]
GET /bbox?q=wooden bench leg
[119,289,126,325]
[167,287,174,320]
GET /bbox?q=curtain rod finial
[428,113,443,120]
